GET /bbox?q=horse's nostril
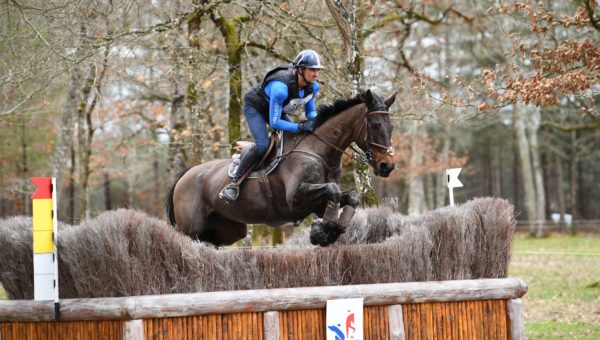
[380,162,394,172]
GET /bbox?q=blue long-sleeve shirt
[264,80,319,133]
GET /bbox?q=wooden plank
[507,299,525,340]
[0,278,527,322]
[490,300,498,340]
[498,301,510,339]
[388,304,405,340]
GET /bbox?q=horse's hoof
[310,220,346,247]
[310,220,329,246]
[324,222,346,245]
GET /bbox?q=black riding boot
[219,145,262,203]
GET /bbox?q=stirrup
[219,183,239,202]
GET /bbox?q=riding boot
[219,144,262,202]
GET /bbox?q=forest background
[1,0,599,240]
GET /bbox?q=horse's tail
[165,167,191,226]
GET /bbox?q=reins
[275,107,392,171]
[311,109,393,166]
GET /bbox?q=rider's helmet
[292,50,325,69]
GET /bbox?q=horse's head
[357,89,396,177]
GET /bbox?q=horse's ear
[365,89,374,103]
[385,92,398,109]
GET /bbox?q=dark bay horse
[166,89,396,246]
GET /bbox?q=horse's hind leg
[199,213,248,246]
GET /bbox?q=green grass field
[510,233,600,339]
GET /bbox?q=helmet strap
[297,67,311,86]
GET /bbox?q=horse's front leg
[338,191,359,229]
[297,182,347,247]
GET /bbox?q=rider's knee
[255,140,269,154]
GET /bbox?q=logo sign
[326,298,363,340]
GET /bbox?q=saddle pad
[227,132,284,179]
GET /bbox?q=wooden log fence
[0,278,527,339]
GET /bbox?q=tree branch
[244,41,288,62]
[542,121,598,131]
[582,0,600,31]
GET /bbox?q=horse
[166,89,396,246]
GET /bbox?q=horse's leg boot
[338,206,355,229]
[323,201,340,224]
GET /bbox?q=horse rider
[219,49,324,203]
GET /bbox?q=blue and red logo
[327,309,356,340]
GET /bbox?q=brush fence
[0,278,526,340]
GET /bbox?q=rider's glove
[297,121,315,133]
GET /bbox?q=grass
[509,233,600,339]
[0,285,5,299]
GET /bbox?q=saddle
[227,131,284,179]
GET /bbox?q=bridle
[355,109,395,166]
[310,107,394,166]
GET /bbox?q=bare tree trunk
[555,154,566,230]
[513,142,520,210]
[186,25,205,165]
[167,0,189,182]
[542,151,551,219]
[424,173,435,211]
[77,65,96,220]
[210,12,243,154]
[103,172,112,211]
[527,107,546,225]
[272,228,283,246]
[187,80,204,165]
[68,145,76,224]
[435,132,450,208]
[569,130,579,220]
[407,121,428,215]
[493,143,502,196]
[577,153,586,218]
[20,114,30,216]
[126,147,137,210]
[153,159,161,213]
[483,140,493,196]
[167,55,189,182]
[325,0,378,206]
[78,44,108,220]
[514,105,538,233]
[52,58,83,224]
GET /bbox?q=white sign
[326,298,363,340]
[446,168,463,188]
[446,168,463,206]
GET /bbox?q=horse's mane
[314,93,365,127]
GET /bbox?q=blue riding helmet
[293,50,325,69]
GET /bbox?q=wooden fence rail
[0,278,527,339]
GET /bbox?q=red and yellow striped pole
[31,177,60,320]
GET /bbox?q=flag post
[31,177,60,321]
